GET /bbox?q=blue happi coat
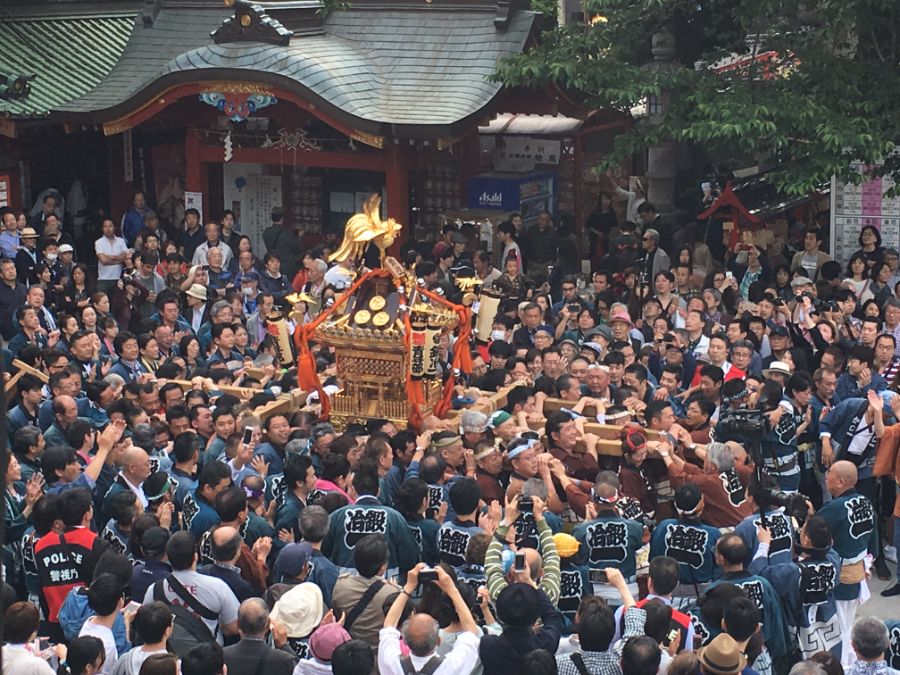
[817,489,876,601]
[735,508,796,567]
[758,399,801,492]
[650,517,720,585]
[706,570,791,658]
[437,519,484,568]
[749,546,842,660]
[323,495,419,575]
[572,511,643,580]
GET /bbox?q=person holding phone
[484,494,561,604]
[377,564,481,675]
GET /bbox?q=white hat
[58,244,74,254]
[271,582,324,638]
[185,284,207,301]
[762,361,791,378]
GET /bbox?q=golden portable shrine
[294,195,474,431]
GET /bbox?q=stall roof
[54,0,537,138]
[732,172,829,220]
[479,113,583,135]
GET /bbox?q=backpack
[153,575,218,657]
[400,655,444,674]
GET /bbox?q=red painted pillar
[385,142,410,255]
[185,129,205,215]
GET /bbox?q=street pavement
[858,560,900,619]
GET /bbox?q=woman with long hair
[842,252,871,299]
[99,317,119,361]
[232,323,256,361]
[81,305,100,336]
[178,334,205,375]
[91,292,112,321]
[57,314,81,353]
[62,263,95,315]
[866,261,894,305]
[772,263,792,301]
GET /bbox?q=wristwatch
[660,451,670,458]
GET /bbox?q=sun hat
[185,284,207,301]
[698,634,748,675]
[270,582,324,638]
[762,361,791,378]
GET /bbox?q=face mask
[242,287,255,297]
[46,253,58,262]
[491,330,507,342]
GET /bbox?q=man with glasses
[552,275,583,315]
[640,228,671,283]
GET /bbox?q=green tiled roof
[0,13,135,117]
[56,3,536,136]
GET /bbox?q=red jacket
[34,527,107,622]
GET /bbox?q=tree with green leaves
[497,0,900,194]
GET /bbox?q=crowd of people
[2,189,900,675]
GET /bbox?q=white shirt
[2,645,55,675]
[79,619,118,675]
[377,627,480,675]
[142,569,239,644]
[95,235,128,280]
[192,241,233,267]
[121,473,148,508]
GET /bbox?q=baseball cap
[274,542,313,579]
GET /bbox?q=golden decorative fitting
[329,194,403,267]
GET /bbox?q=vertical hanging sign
[123,129,134,183]
[185,191,204,225]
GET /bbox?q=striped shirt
[485,517,560,603]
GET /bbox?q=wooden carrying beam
[5,370,26,394]
[12,359,50,384]
[446,386,660,457]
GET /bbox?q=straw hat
[697,634,748,675]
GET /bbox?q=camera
[419,568,438,584]
[518,497,534,513]
[568,304,581,314]
[716,408,768,436]
[761,489,810,527]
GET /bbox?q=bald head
[210,525,242,564]
[238,598,269,637]
[402,613,440,657]
[828,460,858,496]
[522,547,543,580]
[53,395,78,427]
[121,447,152,482]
